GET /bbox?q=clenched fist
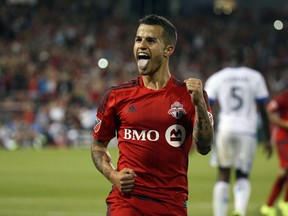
[184,78,204,106]
[110,168,137,193]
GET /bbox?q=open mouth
[138,53,150,60]
[138,53,150,70]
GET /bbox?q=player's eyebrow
[135,35,158,42]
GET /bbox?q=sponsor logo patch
[93,117,102,133]
[126,104,137,112]
[165,124,186,147]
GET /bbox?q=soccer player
[91,14,214,216]
[260,86,288,216]
[204,47,273,216]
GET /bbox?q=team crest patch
[168,102,186,119]
[93,117,102,133]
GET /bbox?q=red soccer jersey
[267,89,288,168]
[267,89,288,141]
[93,76,211,207]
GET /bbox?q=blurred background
[0,0,287,150]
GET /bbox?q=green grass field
[0,145,278,216]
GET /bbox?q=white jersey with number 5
[204,66,269,135]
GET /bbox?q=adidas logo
[126,105,137,112]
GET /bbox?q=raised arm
[184,78,214,155]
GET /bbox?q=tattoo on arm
[193,101,214,155]
[91,139,115,182]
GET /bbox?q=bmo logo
[124,129,159,141]
[123,125,186,147]
[165,124,186,147]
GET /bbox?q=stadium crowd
[0,0,287,149]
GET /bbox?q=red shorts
[106,190,187,216]
[275,138,288,168]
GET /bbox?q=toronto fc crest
[168,102,186,119]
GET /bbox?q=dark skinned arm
[258,101,273,158]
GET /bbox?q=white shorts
[210,131,257,174]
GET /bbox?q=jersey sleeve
[93,89,117,141]
[255,73,269,101]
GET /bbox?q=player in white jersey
[205,48,272,216]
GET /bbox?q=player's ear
[164,45,174,58]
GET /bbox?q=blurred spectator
[0,1,287,149]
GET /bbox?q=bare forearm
[91,139,115,183]
[270,114,288,130]
[259,103,271,141]
[193,101,214,155]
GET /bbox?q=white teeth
[138,59,149,70]
[138,52,147,55]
